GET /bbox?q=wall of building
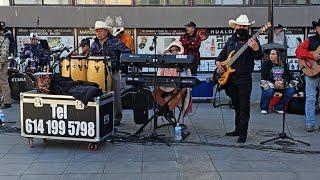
[0,6,319,28]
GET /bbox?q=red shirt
[296,38,315,60]
[179,33,201,65]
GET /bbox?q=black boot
[237,137,246,143]
[226,131,239,136]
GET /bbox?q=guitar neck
[228,31,260,66]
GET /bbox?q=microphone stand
[260,28,310,146]
[134,32,170,145]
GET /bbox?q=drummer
[19,33,49,71]
[90,21,130,126]
[79,38,91,57]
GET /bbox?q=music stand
[260,42,310,146]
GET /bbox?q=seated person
[260,49,295,114]
[79,38,90,57]
[155,41,192,117]
[20,33,49,71]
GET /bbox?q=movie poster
[16,28,75,57]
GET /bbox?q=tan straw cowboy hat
[90,21,113,34]
[229,14,255,29]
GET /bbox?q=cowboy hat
[29,32,40,39]
[112,27,124,37]
[229,14,255,29]
[312,18,320,29]
[164,41,184,55]
[90,21,113,34]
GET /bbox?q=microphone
[63,47,72,53]
[149,46,154,51]
[282,27,287,31]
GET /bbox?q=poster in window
[198,28,234,58]
[16,28,75,57]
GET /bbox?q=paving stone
[24,162,68,175]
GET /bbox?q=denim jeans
[260,87,295,111]
[305,76,320,127]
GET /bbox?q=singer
[90,21,130,126]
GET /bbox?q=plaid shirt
[90,34,130,71]
[179,33,201,65]
[0,35,10,64]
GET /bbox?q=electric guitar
[216,22,271,86]
[297,46,320,77]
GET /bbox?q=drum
[61,56,87,81]
[7,57,18,75]
[27,58,38,72]
[70,56,87,81]
[60,57,70,78]
[34,72,52,94]
[87,56,112,92]
[8,73,34,100]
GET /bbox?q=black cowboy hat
[80,38,90,47]
[185,21,196,28]
[312,18,320,29]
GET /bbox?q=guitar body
[217,50,236,86]
[298,46,320,77]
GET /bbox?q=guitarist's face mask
[236,28,249,38]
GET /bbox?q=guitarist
[215,15,263,143]
[295,18,320,132]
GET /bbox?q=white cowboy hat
[90,21,113,34]
[229,14,255,29]
[29,32,40,39]
[112,27,124,37]
[164,41,184,55]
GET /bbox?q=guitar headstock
[259,22,272,34]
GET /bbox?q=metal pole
[268,0,274,43]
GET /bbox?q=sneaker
[260,110,268,114]
[273,107,284,114]
[306,125,315,133]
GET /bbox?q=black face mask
[236,28,249,38]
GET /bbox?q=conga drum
[87,56,112,92]
[60,57,70,78]
[70,56,87,81]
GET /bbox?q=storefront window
[254,0,306,5]
[77,0,131,4]
[14,0,41,4]
[136,0,188,5]
[0,0,9,5]
[311,0,320,4]
[44,0,71,4]
[194,0,248,5]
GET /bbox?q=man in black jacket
[216,15,263,143]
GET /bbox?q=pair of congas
[60,56,112,92]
